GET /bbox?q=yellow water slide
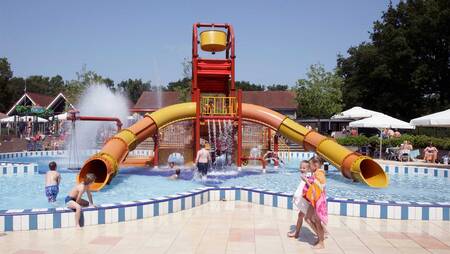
[78,102,388,191]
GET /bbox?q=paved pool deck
[1,201,450,254]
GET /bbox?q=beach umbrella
[410,109,450,127]
[331,106,381,120]
[349,113,415,158]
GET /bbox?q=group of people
[288,156,328,249]
[45,161,97,228]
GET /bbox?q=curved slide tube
[78,102,388,191]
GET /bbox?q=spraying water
[66,84,130,167]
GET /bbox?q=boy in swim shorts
[44,161,61,202]
[65,173,97,228]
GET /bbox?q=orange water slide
[78,102,388,191]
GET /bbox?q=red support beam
[274,134,279,167]
[153,134,159,167]
[194,89,201,160]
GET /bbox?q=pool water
[1,156,450,210]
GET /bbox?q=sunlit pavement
[1,201,450,254]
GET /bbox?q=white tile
[143,204,153,217]
[225,190,233,201]
[241,190,248,202]
[0,216,4,232]
[20,215,29,231]
[160,202,168,215]
[367,205,380,218]
[264,193,273,207]
[430,207,443,220]
[61,213,70,228]
[105,209,112,224]
[45,214,53,229]
[252,192,259,204]
[348,203,360,217]
[414,207,422,220]
[111,208,118,223]
[203,192,208,203]
[13,216,21,231]
[279,196,287,209]
[173,199,181,212]
[127,206,137,220]
[195,194,201,206]
[327,202,339,215]
[37,214,46,229]
[211,190,219,201]
[185,197,192,209]
[68,212,76,227]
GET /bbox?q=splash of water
[66,84,130,166]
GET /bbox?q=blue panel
[2,167,6,175]
[153,202,159,216]
[192,195,195,208]
[340,203,347,216]
[380,205,388,219]
[168,200,173,213]
[424,168,428,174]
[401,206,408,220]
[137,205,143,219]
[404,167,408,174]
[272,195,278,207]
[24,166,28,174]
[445,171,448,178]
[385,165,389,173]
[220,190,225,200]
[118,207,125,222]
[5,216,13,231]
[422,207,429,220]
[13,167,17,174]
[394,167,398,173]
[287,196,293,210]
[201,193,204,204]
[98,209,105,224]
[29,214,38,230]
[259,193,264,205]
[181,198,185,210]
[360,204,367,218]
[434,169,438,177]
[443,207,449,221]
[414,168,418,173]
[53,213,61,228]
[235,189,241,200]
[247,191,252,202]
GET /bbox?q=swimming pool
[1,154,449,210]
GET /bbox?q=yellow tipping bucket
[200,30,227,52]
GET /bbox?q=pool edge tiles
[0,161,38,176]
[2,187,450,232]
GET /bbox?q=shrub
[335,134,450,150]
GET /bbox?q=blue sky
[0,0,397,87]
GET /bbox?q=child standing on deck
[304,157,328,249]
[45,161,61,203]
[287,160,313,238]
[65,173,97,228]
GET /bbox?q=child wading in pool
[287,160,313,238]
[65,173,97,228]
[45,161,61,202]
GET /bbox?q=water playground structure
[77,23,389,191]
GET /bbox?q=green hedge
[336,134,450,150]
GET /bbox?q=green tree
[0,58,13,112]
[337,0,450,120]
[118,79,151,103]
[295,64,343,119]
[167,58,191,102]
[235,81,265,91]
[266,84,288,91]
